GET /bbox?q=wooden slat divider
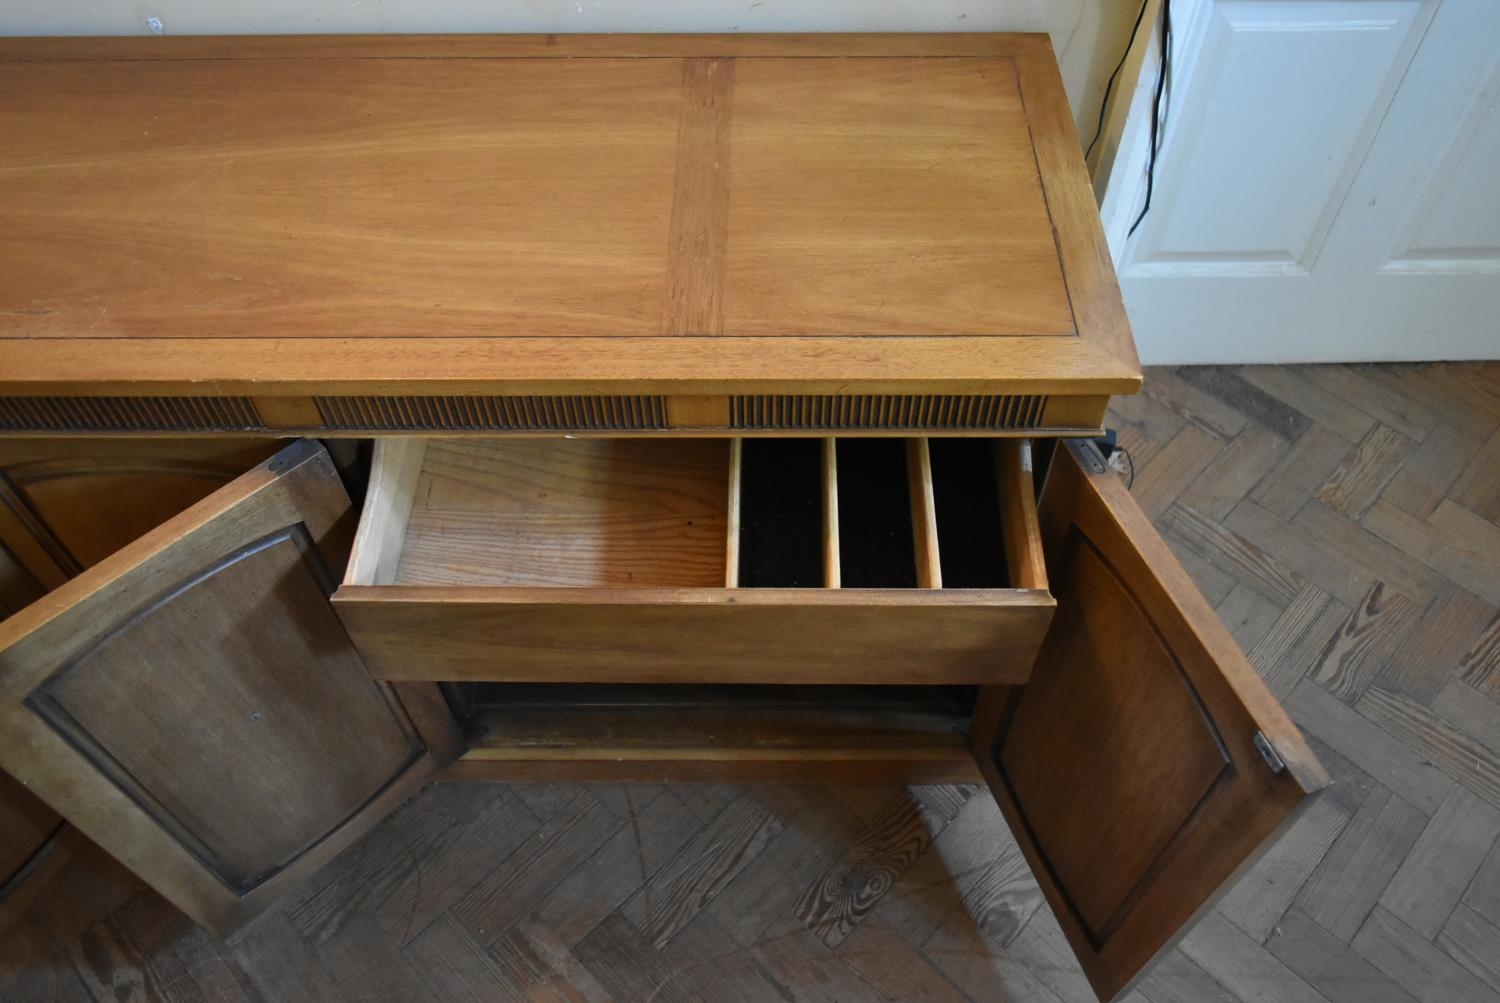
[996,438,1048,590]
[725,438,743,587]
[906,438,943,588]
[822,437,841,588]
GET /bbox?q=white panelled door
[1114,0,1500,363]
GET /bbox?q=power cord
[1129,0,1173,237]
[1084,0,1153,165]
[1094,430,1137,488]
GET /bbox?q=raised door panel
[0,440,459,934]
[972,440,1328,1002]
[0,447,275,929]
[0,439,281,584]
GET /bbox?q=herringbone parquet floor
[4,363,1500,1002]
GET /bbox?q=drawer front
[335,435,1053,686]
[335,586,1053,685]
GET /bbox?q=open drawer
[332,437,1055,685]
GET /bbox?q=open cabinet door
[971,440,1328,1002]
[0,440,460,936]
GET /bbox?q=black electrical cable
[1129,0,1172,237]
[1084,0,1153,164]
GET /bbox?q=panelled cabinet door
[971,440,1328,1002]
[0,440,459,936]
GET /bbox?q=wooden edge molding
[0,337,1142,398]
[0,32,1060,63]
[442,754,982,785]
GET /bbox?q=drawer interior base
[397,439,729,587]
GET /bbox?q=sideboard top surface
[0,34,1138,399]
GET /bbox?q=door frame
[1094,0,1215,263]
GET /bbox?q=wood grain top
[0,34,1138,397]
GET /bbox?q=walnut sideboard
[0,34,1326,1002]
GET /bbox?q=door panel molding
[1382,52,1500,273]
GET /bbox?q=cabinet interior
[929,438,1013,588]
[346,436,1028,592]
[449,682,979,776]
[833,439,921,588]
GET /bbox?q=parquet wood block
[1294,787,1427,943]
[794,788,956,949]
[1288,680,1454,818]
[1180,910,1327,1003]
[1312,584,1422,704]
[1217,795,1350,942]
[660,911,790,1001]
[1381,422,1487,518]
[1216,582,1286,651]
[490,917,614,1002]
[1177,367,1313,441]
[1299,366,1439,442]
[1140,367,1251,440]
[1251,426,1357,521]
[1238,365,1378,443]
[1468,836,1500,926]
[1130,425,1225,520]
[1135,949,1242,1003]
[1167,502,1304,603]
[1181,421,1289,520]
[1378,787,1500,939]
[621,793,784,949]
[1382,587,1496,703]
[1363,501,1500,605]
[1249,585,1352,699]
[1460,612,1500,699]
[1317,424,1415,518]
[1352,908,1500,1003]
[1357,686,1500,810]
[1293,500,1444,606]
[1264,909,1419,1003]
[1454,428,1500,521]
[1437,904,1500,992]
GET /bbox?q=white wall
[0,1,1139,136]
